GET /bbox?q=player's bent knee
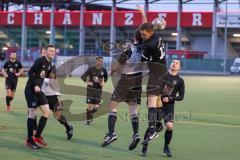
[46,110,51,117]
[87,104,94,110]
[28,108,37,119]
[128,102,138,115]
[43,111,51,118]
[147,95,158,107]
[94,104,100,109]
[41,105,51,118]
[166,122,173,130]
[109,100,118,112]
[6,91,12,97]
[53,111,61,119]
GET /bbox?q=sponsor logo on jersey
[173,80,177,85]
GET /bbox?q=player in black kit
[81,56,108,125]
[2,52,23,111]
[139,22,168,145]
[101,17,166,150]
[25,45,55,149]
[141,59,185,157]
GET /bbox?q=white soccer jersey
[41,78,61,96]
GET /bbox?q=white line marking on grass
[178,112,240,119]
[177,121,240,128]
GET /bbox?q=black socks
[164,130,173,147]
[131,114,139,135]
[35,116,48,138]
[108,112,117,135]
[148,107,157,134]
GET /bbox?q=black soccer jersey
[3,60,23,79]
[162,72,185,106]
[141,32,167,65]
[81,66,108,89]
[26,56,55,88]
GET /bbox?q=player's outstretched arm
[136,4,148,23]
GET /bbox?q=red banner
[0,11,213,28]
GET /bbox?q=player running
[81,56,108,125]
[141,59,185,157]
[2,52,24,112]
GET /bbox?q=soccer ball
[152,17,166,31]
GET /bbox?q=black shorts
[86,86,102,105]
[111,73,142,104]
[5,78,18,92]
[147,63,167,96]
[47,95,64,112]
[25,85,48,109]
[161,105,174,123]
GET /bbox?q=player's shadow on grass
[76,138,129,153]
[9,110,25,115]
[0,138,84,160]
[47,133,129,153]
[49,147,113,159]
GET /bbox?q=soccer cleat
[101,133,117,147]
[33,136,47,146]
[6,106,11,112]
[85,120,91,125]
[141,131,159,145]
[128,133,141,151]
[163,146,173,157]
[26,138,41,149]
[66,124,74,140]
[141,145,148,157]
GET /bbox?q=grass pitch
[0,76,240,160]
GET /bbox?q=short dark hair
[96,56,103,60]
[45,44,55,50]
[172,59,182,67]
[134,29,143,43]
[139,23,154,32]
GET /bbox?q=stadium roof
[1,0,240,6]
[1,0,239,12]
[0,0,239,55]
